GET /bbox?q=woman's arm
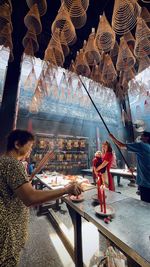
[15,182,82,207]
[93,166,98,177]
[96,160,108,172]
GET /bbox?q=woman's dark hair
[105,141,112,153]
[7,129,34,151]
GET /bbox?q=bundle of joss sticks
[31,150,55,179]
[97,178,106,214]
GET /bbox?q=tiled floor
[19,178,139,267]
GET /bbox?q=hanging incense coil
[59,30,70,57]
[0,3,12,31]
[70,10,87,29]
[84,28,101,66]
[134,17,150,58]
[135,17,150,40]
[120,68,135,89]
[96,13,116,53]
[112,0,141,35]
[134,37,150,58]
[123,31,135,48]
[90,63,102,83]
[123,31,135,54]
[23,30,39,54]
[62,0,89,12]
[110,41,119,58]
[24,4,42,35]
[49,28,70,57]
[69,59,75,72]
[0,0,12,13]
[51,4,77,46]
[141,7,150,27]
[0,23,12,46]
[62,0,88,29]
[101,54,117,85]
[116,37,136,72]
[138,56,150,74]
[26,0,47,16]
[3,37,13,50]
[45,35,64,67]
[75,49,90,77]
[44,48,57,66]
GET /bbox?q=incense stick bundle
[31,150,55,179]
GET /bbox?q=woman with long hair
[96,141,115,191]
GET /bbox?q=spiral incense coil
[134,37,150,58]
[96,13,116,53]
[138,56,150,74]
[59,30,70,57]
[3,37,13,50]
[69,59,75,72]
[134,17,150,58]
[0,0,12,10]
[62,0,89,12]
[46,35,65,67]
[110,41,119,58]
[84,29,101,66]
[101,54,117,85]
[0,23,12,46]
[123,31,135,47]
[44,48,57,66]
[52,4,77,46]
[112,0,141,35]
[135,17,150,40]
[23,30,39,54]
[116,37,136,72]
[141,7,150,25]
[70,10,87,29]
[90,64,102,83]
[120,68,135,89]
[24,4,42,35]
[0,3,12,31]
[26,0,47,16]
[75,49,90,77]
[123,31,135,54]
[62,0,88,29]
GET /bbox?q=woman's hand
[65,183,83,196]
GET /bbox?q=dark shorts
[139,186,150,203]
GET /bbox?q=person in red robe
[96,142,115,191]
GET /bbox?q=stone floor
[19,178,139,267]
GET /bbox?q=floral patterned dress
[0,155,29,266]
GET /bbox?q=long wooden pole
[78,75,135,178]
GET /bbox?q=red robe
[102,152,115,191]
